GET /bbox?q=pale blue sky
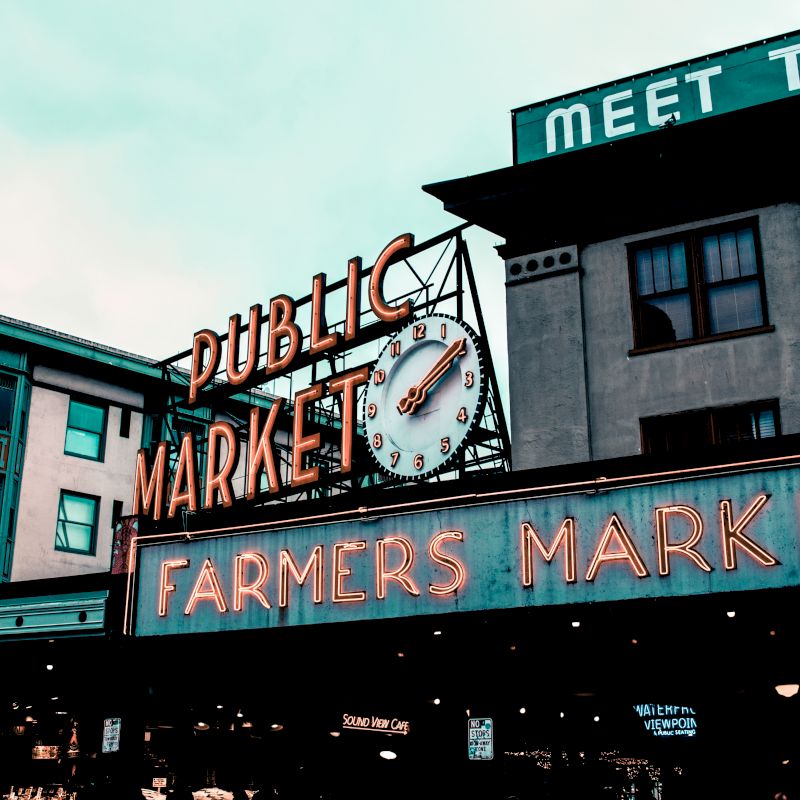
[2,1,799,409]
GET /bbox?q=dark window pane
[703,235,722,283]
[737,228,757,276]
[707,280,763,334]
[642,411,711,454]
[640,295,693,346]
[718,232,740,280]
[652,246,670,293]
[758,410,776,438]
[668,242,688,289]
[635,249,654,296]
[0,375,15,432]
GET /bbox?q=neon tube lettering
[345,256,362,341]
[233,553,272,611]
[376,537,420,599]
[188,329,220,405]
[586,513,649,582]
[327,367,369,474]
[428,530,466,596]
[309,273,340,355]
[292,383,323,487]
[266,294,301,375]
[158,559,189,617]
[133,442,167,521]
[368,234,414,323]
[655,505,712,576]
[332,541,367,603]
[720,494,778,570]
[185,557,229,615]
[167,432,199,518]
[204,422,239,509]
[521,518,576,586]
[226,304,261,385]
[246,400,284,499]
[279,546,324,607]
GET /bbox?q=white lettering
[646,77,681,126]
[769,44,800,91]
[685,66,722,113]
[545,103,591,153]
[603,89,635,137]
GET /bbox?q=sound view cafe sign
[131,233,800,635]
[512,29,800,164]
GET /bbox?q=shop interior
[2,587,798,799]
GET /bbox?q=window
[641,401,780,455]
[630,220,768,349]
[65,399,106,460]
[119,407,131,438]
[55,491,99,555]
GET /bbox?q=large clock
[363,313,486,479]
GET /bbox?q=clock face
[363,313,486,479]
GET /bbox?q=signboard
[31,745,61,760]
[634,704,698,738]
[341,713,410,736]
[132,459,800,637]
[102,717,121,754]
[513,30,800,164]
[152,778,167,788]
[468,718,493,761]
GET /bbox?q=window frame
[640,399,781,456]
[628,218,772,354]
[64,398,107,462]
[55,490,100,556]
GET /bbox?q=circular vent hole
[559,251,572,265]
[543,255,555,268]
[509,263,522,276]
[526,259,538,272]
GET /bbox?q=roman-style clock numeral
[367,403,377,418]
[373,369,386,385]
[440,323,447,339]
[412,323,426,340]
[456,407,468,423]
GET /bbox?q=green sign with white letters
[512,30,800,164]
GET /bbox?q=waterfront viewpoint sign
[512,30,800,164]
[131,457,800,636]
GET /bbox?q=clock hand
[397,338,467,415]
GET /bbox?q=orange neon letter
[234,553,272,611]
[328,367,369,474]
[585,513,650,582]
[368,234,414,322]
[345,256,362,341]
[309,273,340,355]
[133,442,167,521]
[266,295,301,375]
[189,329,220,405]
[246,400,284,499]
[428,530,466,596]
[292,383,323,487]
[720,494,778,570]
[226,304,262,385]
[376,537,421,599]
[332,541,367,603]
[279,546,324,607]
[655,505,712,576]
[521,519,577,586]
[168,432,199,518]
[184,557,229,615]
[158,559,189,617]
[204,422,239,509]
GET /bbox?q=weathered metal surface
[135,464,800,636]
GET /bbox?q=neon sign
[634,704,698,738]
[133,234,416,519]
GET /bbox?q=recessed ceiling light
[46,665,54,671]
[236,711,244,718]
[433,631,442,636]
[571,621,580,628]
[397,652,405,658]
[559,712,565,719]
[194,722,209,731]
[726,611,736,618]
[775,684,800,698]
[631,638,638,645]
[519,707,526,714]
[593,716,600,722]
[270,723,284,731]
[782,759,790,765]
[329,731,341,738]
[216,704,223,710]
[379,750,397,760]
[433,698,441,705]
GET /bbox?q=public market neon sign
[133,234,415,520]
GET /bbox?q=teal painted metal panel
[513,30,800,164]
[135,463,800,637]
[0,590,108,637]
